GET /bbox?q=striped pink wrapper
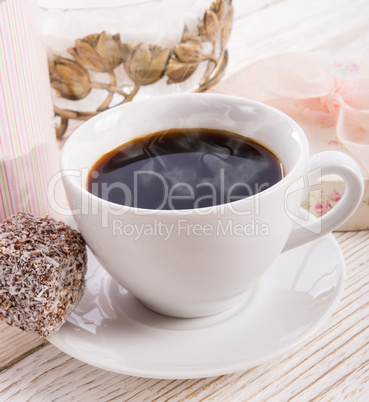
[0,0,61,221]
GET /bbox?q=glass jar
[38,0,233,139]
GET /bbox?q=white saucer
[48,234,345,379]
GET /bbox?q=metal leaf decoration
[49,0,233,139]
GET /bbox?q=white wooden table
[1,0,369,400]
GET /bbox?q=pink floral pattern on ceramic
[329,191,342,202]
[302,187,369,230]
[314,201,332,216]
[311,191,343,217]
[328,139,340,147]
[333,62,360,76]
[304,189,343,218]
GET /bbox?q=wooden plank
[0,323,47,371]
[225,0,369,78]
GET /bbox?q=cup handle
[283,151,364,252]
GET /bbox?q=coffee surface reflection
[87,128,284,210]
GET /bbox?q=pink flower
[329,191,341,202]
[314,201,333,216]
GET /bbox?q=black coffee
[87,128,284,210]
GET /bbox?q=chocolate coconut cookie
[0,213,87,337]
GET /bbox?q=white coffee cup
[60,93,364,318]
